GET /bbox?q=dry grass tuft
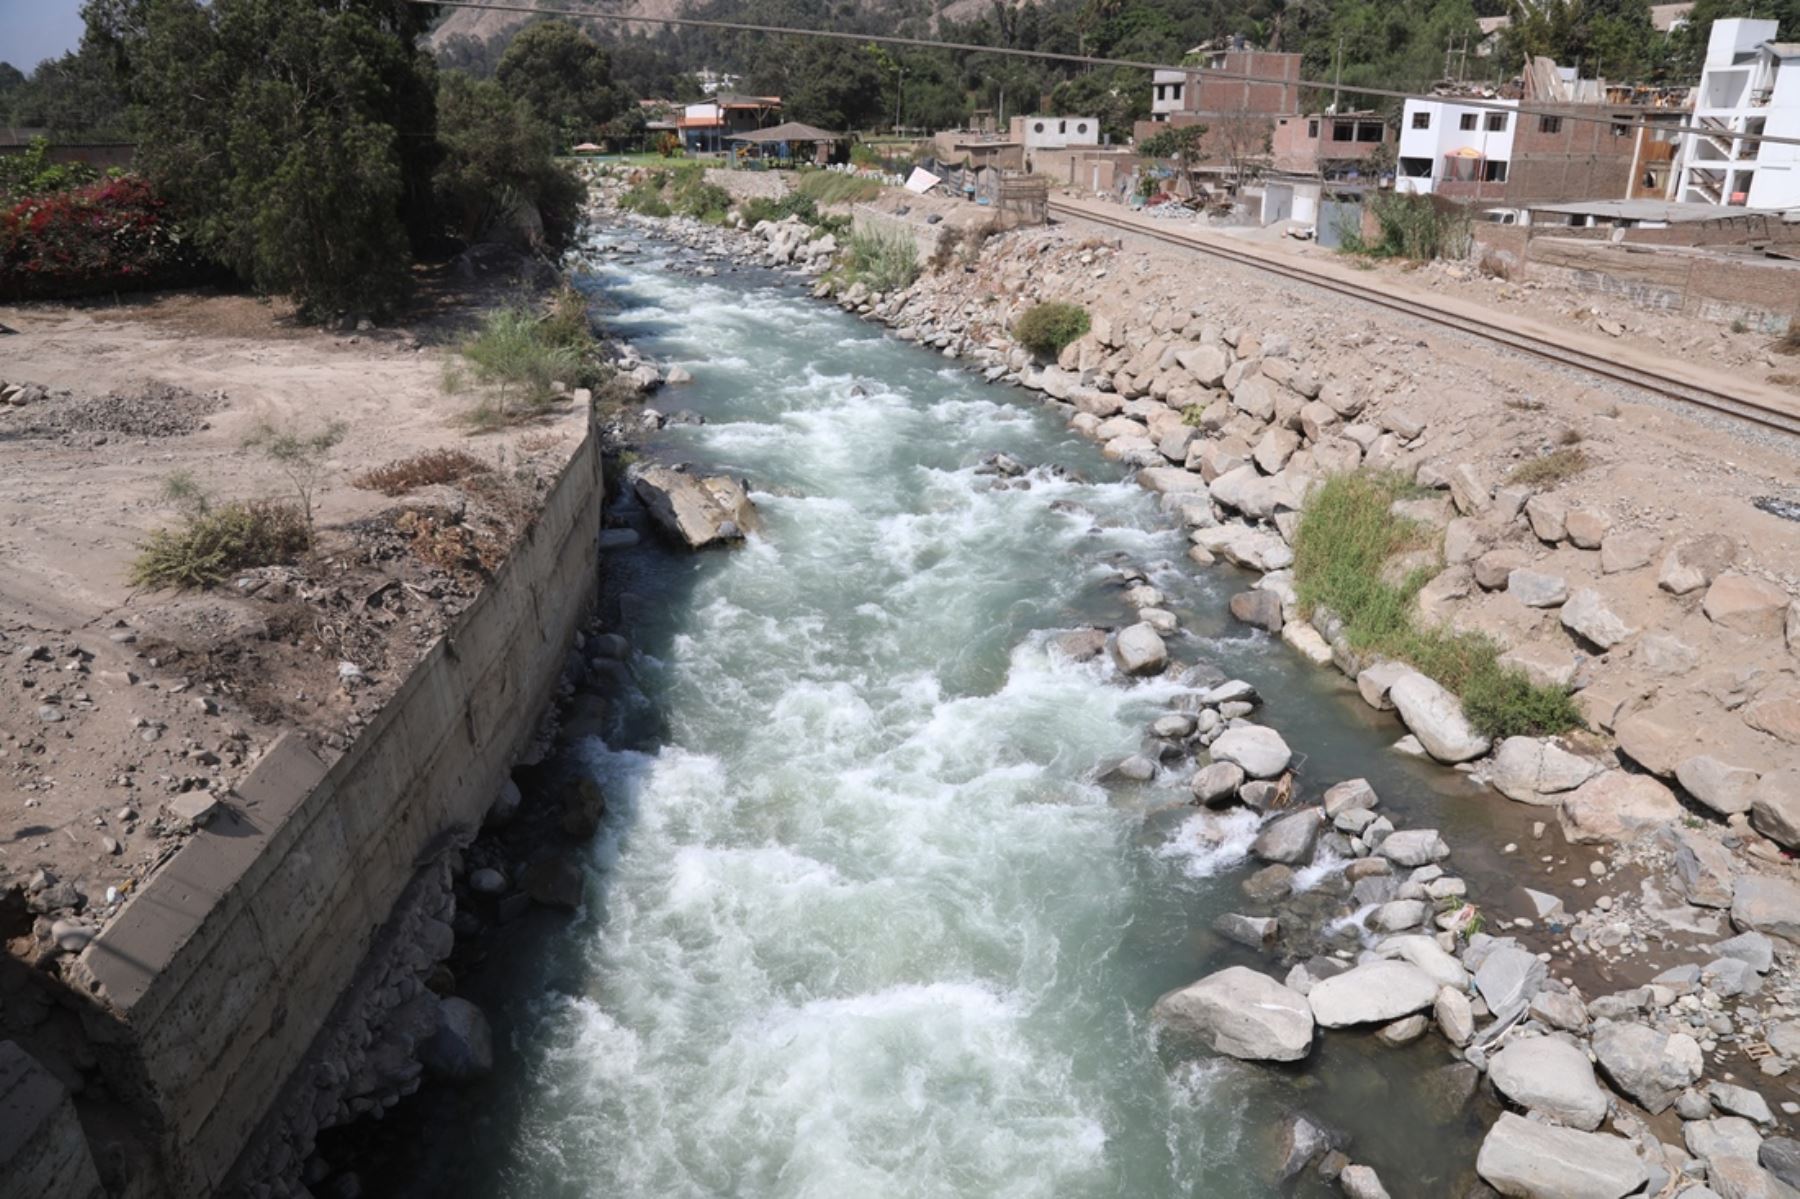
[354,449,492,496]
[1508,447,1590,487]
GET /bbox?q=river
[344,226,1517,1198]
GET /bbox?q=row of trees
[3,3,647,317]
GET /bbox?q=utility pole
[1333,35,1343,113]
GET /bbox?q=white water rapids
[411,230,1496,1199]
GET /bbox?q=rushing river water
[347,229,1522,1198]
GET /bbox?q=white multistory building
[1395,96,1520,199]
[1674,18,1800,208]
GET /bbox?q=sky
[1,0,87,74]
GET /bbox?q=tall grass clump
[460,304,580,429]
[792,171,884,205]
[839,227,919,291]
[1013,301,1091,359]
[1293,471,1581,739]
[1339,192,1472,262]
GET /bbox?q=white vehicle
[1478,207,1528,226]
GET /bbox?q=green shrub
[1339,192,1472,263]
[619,182,671,217]
[1013,301,1091,359]
[1293,471,1580,739]
[792,171,884,205]
[839,227,918,292]
[131,500,311,590]
[460,303,581,428]
[742,191,822,228]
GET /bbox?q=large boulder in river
[1151,966,1315,1062]
[1252,808,1323,865]
[1112,623,1168,676]
[633,465,757,549]
[1387,672,1490,763]
[1487,1036,1610,1131]
[420,996,495,1081]
[1210,726,1293,779]
[1307,960,1438,1028]
[1476,1112,1647,1199]
[1490,737,1601,805]
[1591,1022,1703,1114]
[1557,770,1681,844]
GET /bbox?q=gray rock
[1388,672,1491,763]
[1151,966,1315,1062]
[1253,808,1324,865]
[1211,725,1294,779]
[1381,933,1469,989]
[1710,1081,1776,1127]
[1751,774,1800,850]
[1762,1138,1800,1190]
[1488,1035,1611,1130]
[1712,931,1775,974]
[1685,1115,1763,1167]
[420,997,495,1080]
[1490,737,1601,805]
[1323,778,1379,817]
[1529,989,1590,1034]
[1340,1164,1391,1199]
[1436,986,1475,1046]
[1677,755,1761,817]
[1476,1113,1647,1199]
[1672,827,1737,909]
[1191,760,1246,805]
[1371,899,1428,932]
[1053,628,1108,661]
[1509,568,1570,608]
[1561,588,1636,650]
[633,466,757,548]
[1377,829,1449,868]
[1230,589,1285,632]
[468,867,508,895]
[1475,945,1548,1021]
[1591,1022,1703,1114]
[1307,960,1439,1028]
[1214,912,1279,948]
[1659,533,1738,595]
[1112,622,1169,676]
[1733,876,1800,943]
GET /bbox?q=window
[1331,121,1353,142]
[1172,83,1183,102]
[1460,113,1478,131]
[1485,112,1508,132]
[1482,160,1508,182]
[1076,122,1088,135]
[1538,115,1562,134]
[1611,121,1630,137]
[1058,120,1066,133]
[1155,85,1165,101]
[1412,111,1431,129]
[1357,122,1383,142]
[1308,119,1320,138]
[1033,121,1045,133]
[1399,156,1432,177]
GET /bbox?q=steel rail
[1046,197,1800,439]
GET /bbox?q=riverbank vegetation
[131,497,311,590]
[619,163,733,223]
[451,287,618,431]
[835,227,920,292]
[1013,301,1091,359]
[1293,472,1582,739]
[790,171,884,207]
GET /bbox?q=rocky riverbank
[576,163,1800,1198]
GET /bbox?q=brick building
[1506,58,1690,206]
[1137,42,1302,167]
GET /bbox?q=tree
[88,0,439,318]
[434,71,581,248]
[1050,66,1148,143]
[1138,122,1207,195]
[5,45,130,136]
[495,20,626,146]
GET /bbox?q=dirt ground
[0,273,589,958]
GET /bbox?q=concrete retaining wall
[0,1042,106,1199]
[66,427,605,1196]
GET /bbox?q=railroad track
[1046,198,1800,441]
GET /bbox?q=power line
[411,0,1800,150]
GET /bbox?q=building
[1135,41,1302,170]
[1012,114,1102,151]
[677,93,780,154]
[1650,3,1695,33]
[1674,19,1800,209]
[1270,112,1392,178]
[1396,92,1520,201]
[1506,58,1691,205]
